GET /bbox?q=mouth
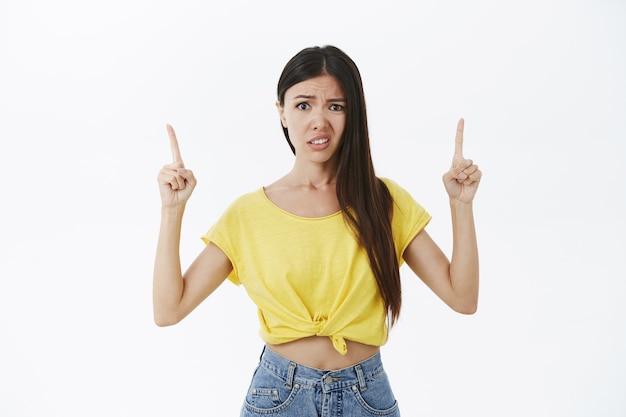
[308,136,330,145]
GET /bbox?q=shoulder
[378,177,432,250]
[379,177,430,217]
[205,187,265,237]
[379,177,413,201]
[210,188,268,228]
[379,176,401,190]
[223,187,265,212]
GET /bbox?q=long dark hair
[277,45,402,325]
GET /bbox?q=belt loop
[285,361,297,390]
[355,364,367,391]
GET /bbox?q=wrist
[161,204,186,219]
[449,198,473,210]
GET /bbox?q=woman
[154,45,481,416]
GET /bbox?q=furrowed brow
[291,94,346,103]
[293,94,315,100]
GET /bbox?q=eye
[329,103,345,111]
[297,102,310,110]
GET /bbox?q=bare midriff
[267,336,380,370]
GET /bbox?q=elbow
[153,311,182,327]
[154,318,174,327]
[447,280,479,315]
[454,303,478,315]
[449,297,478,315]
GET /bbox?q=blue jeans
[240,346,401,416]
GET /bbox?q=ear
[276,101,287,128]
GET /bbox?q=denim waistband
[259,346,385,393]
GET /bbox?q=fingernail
[458,172,467,179]
[177,168,186,174]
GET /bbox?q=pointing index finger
[454,118,464,157]
[167,124,184,165]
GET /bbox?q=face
[277,74,346,165]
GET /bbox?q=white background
[1,0,625,416]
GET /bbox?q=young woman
[154,45,481,416]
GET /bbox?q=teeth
[310,138,329,145]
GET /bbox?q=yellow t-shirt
[201,178,431,354]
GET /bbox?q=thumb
[443,169,464,185]
[177,168,197,186]
[451,157,472,179]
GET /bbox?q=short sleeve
[381,178,432,263]
[200,206,242,286]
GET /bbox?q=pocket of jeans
[349,371,399,416]
[244,366,300,412]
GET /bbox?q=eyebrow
[292,94,347,102]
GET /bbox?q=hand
[442,118,481,204]
[157,124,197,208]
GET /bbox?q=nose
[311,108,328,131]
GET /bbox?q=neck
[286,161,338,189]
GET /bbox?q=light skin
[265,74,346,218]
[153,74,481,370]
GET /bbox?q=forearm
[153,205,186,325]
[449,200,479,313]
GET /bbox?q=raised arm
[153,125,232,326]
[403,118,481,314]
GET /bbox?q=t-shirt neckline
[259,187,343,221]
